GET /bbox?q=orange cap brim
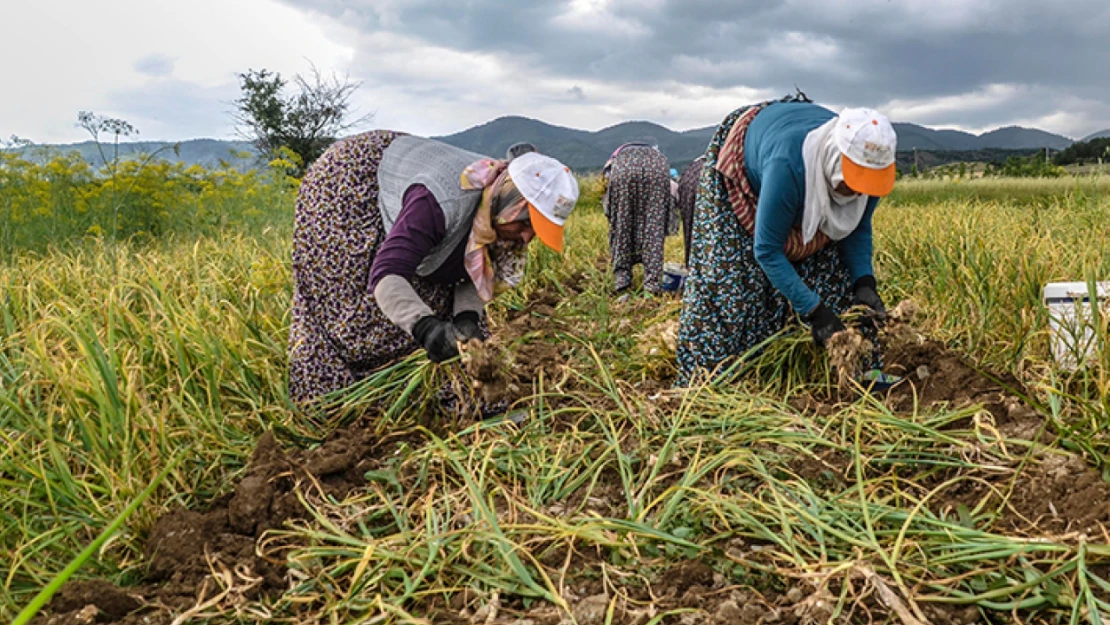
[528,204,564,254]
[842,155,896,197]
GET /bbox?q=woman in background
[676,156,705,265]
[602,142,679,293]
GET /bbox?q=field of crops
[3,169,1110,624]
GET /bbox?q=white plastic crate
[1043,281,1110,369]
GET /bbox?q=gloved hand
[411,316,459,363]
[453,311,484,342]
[852,276,887,324]
[806,303,847,347]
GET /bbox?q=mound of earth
[882,330,1044,437]
[35,426,422,625]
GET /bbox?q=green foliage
[996,153,1065,178]
[880,177,1110,372]
[1054,137,1110,166]
[894,148,1042,176]
[889,174,1110,204]
[0,141,296,256]
[0,232,294,617]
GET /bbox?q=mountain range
[434,117,717,171]
[12,117,1106,173]
[434,116,1081,170]
[9,139,258,170]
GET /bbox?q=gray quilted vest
[378,136,488,276]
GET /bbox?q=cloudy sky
[3,0,1108,144]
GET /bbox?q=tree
[233,66,371,176]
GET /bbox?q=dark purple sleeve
[369,185,446,290]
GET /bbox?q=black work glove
[805,303,847,347]
[452,311,483,342]
[852,276,887,325]
[411,316,459,363]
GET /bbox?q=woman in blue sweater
[676,97,897,385]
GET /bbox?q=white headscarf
[801,118,869,243]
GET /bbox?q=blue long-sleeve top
[743,102,879,315]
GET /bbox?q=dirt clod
[572,594,611,625]
[47,580,141,621]
[713,600,744,624]
[792,587,836,625]
[888,299,920,323]
[740,601,769,622]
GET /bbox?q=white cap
[834,107,898,196]
[508,152,579,253]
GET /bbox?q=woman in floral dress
[288,131,579,404]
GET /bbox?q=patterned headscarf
[460,159,532,302]
[715,104,830,261]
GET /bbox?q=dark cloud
[276,0,1110,137]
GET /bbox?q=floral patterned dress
[603,146,677,293]
[288,130,457,404]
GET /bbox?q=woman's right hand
[453,311,484,342]
[805,303,847,347]
[852,276,887,324]
[412,316,460,362]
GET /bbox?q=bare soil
[883,330,1042,434]
[934,450,1110,538]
